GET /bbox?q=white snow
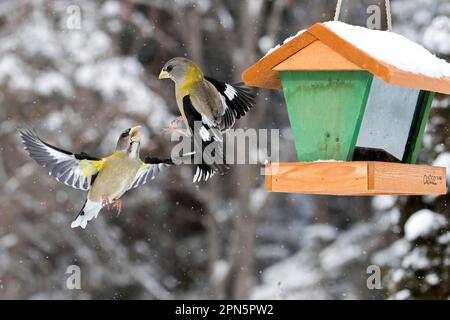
[261,21,450,78]
[425,273,440,285]
[34,71,73,97]
[303,224,338,244]
[283,30,306,45]
[258,35,274,53]
[247,0,263,18]
[433,97,450,109]
[218,7,234,29]
[320,243,362,271]
[313,159,340,162]
[324,21,450,78]
[249,187,267,213]
[391,269,406,283]
[0,54,32,90]
[401,247,431,270]
[0,234,18,249]
[262,30,305,58]
[74,57,169,128]
[252,251,323,299]
[372,239,411,266]
[372,196,397,211]
[211,260,229,283]
[390,289,411,300]
[101,0,121,17]
[404,209,447,241]
[423,16,450,56]
[263,44,280,58]
[64,30,112,64]
[176,0,211,12]
[432,152,450,180]
[438,232,450,245]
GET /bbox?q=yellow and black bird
[158,57,255,182]
[19,127,172,229]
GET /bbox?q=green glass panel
[280,71,373,161]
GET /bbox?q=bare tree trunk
[204,180,227,300]
[174,7,203,65]
[231,183,257,299]
[226,0,265,299]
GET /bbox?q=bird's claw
[171,116,183,126]
[112,199,122,216]
[162,127,188,137]
[101,195,111,210]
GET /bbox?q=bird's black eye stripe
[121,128,131,138]
[166,65,173,72]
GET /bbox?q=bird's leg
[171,116,184,126]
[112,198,122,216]
[163,116,187,136]
[101,195,111,210]
[162,127,189,137]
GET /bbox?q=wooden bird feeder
[243,22,450,196]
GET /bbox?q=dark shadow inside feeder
[352,146,401,162]
[353,77,424,163]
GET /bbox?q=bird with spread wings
[159,57,255,182]
[19,126,172,229]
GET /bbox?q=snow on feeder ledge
[243,21,449,196]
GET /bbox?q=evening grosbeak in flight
[19,127,173,229]
[158,57,255,182]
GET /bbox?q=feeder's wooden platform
[265,162,447,195]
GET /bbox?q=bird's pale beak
[158,70,169,79]
[130,126,141,142]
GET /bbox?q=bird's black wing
[205,76,255,130]
[19,129,102,191]
[181,95,228,182]
[182,95,222,142]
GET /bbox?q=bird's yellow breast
[180,64,203,94]
[88,153,141,202]
[80,158,105,177]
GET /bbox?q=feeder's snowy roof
[243,21,450,94]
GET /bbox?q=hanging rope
[334,0,393,31]
[334,0,343,21]
[385,0,393,31]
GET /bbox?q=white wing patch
[193,166,215,183]
[224,84,237,100]
[199,126,211,141]
[199,115,223,142]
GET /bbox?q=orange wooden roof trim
[241,31,316,90]
[273,40,363,71]
[242,23,450,95]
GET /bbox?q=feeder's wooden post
[404,91,435,163]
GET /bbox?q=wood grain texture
[369,162,446,195]
[265,162,447,195]
[266,162,369,195]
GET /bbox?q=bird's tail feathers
[71,199,102,229]
[193,162,229,183]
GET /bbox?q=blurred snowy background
[0,0,449,299]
